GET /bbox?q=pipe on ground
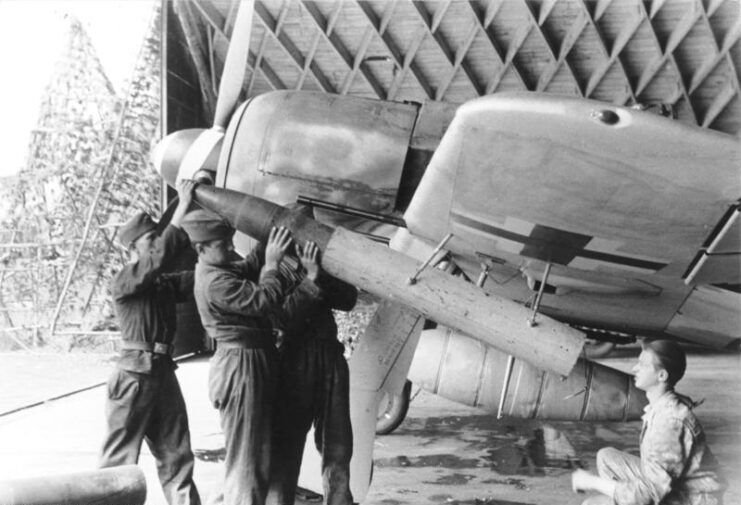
[0,465,146,505]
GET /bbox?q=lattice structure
[1,7,163,346]
[175,0,740,135]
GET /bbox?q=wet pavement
[362,346,740,505]
[0,345,738,504]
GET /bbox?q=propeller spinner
[151,0,254,185]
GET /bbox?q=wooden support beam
[356,0,435,99]
[471,0,528,93]
[411,0,483,99]
[583,7,642,101]
[255,0,336,93]
[536,10,589,94]
[387,26,429,100]
[701,83,737,128]
[634,1,699,123]
[302,1,387,98]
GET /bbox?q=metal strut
[407,233,454,285]
[497,355,516,419]
[473,261,514,420]
[527,262,553,327]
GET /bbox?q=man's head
[632,339,687,391]
[181,209,235,265]
[119,212,158,256]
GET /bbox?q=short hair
[643,339,686,387]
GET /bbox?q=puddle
[480,477,530,491]
[430,495,533,505]
[452,499,534,505]
[377,425,581,476]
[483,427,582,475]
[375,453,479,469]
[423,472,475,485]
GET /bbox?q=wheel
[375,380,412,435]
[583,340,616,359]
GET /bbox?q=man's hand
[297,241,320,281]
[571,469,594,493]
[176,179,196,207]
[264,226,293,271]
[170,179,197,228]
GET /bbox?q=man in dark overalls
[267,214,358,505]
[181,208,320,505]
[99,179,200,505]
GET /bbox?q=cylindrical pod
[0,465,146,505]
[193,185,585,376]
[409,327,646,421]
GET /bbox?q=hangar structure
[163,0,741,137]
[151,2,740,500]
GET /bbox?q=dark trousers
[267,339,353,505]
[209,346,279,505]
[99,366,200,505]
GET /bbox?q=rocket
[188,183,585,377]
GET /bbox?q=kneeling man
[572,339,725,505]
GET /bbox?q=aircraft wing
[406,92,740,281]
[403,92,741,347]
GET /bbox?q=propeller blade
[213,0,255,129]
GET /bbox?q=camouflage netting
[0,5,163,350]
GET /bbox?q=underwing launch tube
[0,465,146,505]
[192,185,585,376]
[409,328,646,421]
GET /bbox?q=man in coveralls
[571,339,725,505]
[181,208,320,505]
[267,206,358,505]
[99,179,201,505]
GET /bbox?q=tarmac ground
[0,344,738,505]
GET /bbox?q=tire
[375,380,412,435]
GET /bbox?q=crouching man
[572,339,725,505]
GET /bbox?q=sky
[0,0,154,178]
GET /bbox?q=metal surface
[409,328,647,421]
[187,183,585,376]
[0,466,146,505]
[218,91,418,217]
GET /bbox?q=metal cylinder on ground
[0,465,146,505]
[409,327,646,421]
[191,185,585,376]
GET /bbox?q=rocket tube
[192,185,585,376]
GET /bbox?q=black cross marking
[451,212,667,271]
